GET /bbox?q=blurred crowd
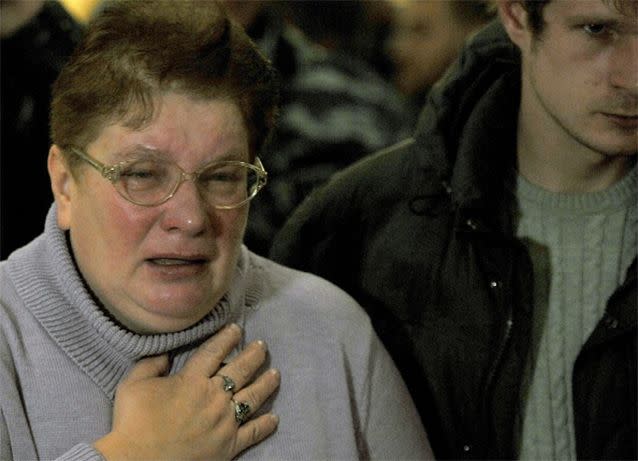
[0,0,494,259]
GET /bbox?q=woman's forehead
[91,95,249,163]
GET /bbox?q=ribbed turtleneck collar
[7,205,254,400]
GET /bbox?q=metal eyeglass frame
[68,147,268,209]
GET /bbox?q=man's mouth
[602,113,638,127]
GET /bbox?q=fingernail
[226,323,241,334]
[254,339,267,351]
[269,368,280,378]
[270,414,279,425]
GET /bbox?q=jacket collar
[413,21,521,227]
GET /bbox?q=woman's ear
[497,0,533,51]
[48,145,74,230]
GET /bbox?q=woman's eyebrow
[212,150,248,162]
[109,147,249,164]
[110,146,168,162]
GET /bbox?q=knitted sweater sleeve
[0,270,104,461]
[356,322,434,459]
[0,362,104,461]
[0,300,36,461]
[54,444,106,461]
[0,408,10,460]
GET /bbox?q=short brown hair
[50,0,279,165]
[521,0,638,36]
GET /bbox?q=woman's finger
[232,413,280,457]
[231,368,280,423]
[214,339,268,390]
[124,354,170,383]
[181,323,242,378]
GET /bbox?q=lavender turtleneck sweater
[0,206,432,460]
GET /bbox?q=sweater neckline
[8,205,252,399]
[514,166,637,214]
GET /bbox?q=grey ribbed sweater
[0,206,432,461]
[515,168,637,460]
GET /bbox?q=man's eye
[583,23,608,36]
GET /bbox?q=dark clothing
[243,11,410,256]
[271,21,637,460]
[1,3,82,259]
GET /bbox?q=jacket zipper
[479,260,515,457]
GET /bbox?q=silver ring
[233,399,250,425]
[220,375,235,393]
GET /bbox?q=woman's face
[52,93,250,333]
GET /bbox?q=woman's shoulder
[245,250,370,325]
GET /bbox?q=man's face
[55,93,250,334]
[517,0,638,157]
[388,1,479,96]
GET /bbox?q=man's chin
[578,130,638,158]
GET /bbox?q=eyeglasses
[68,147,267,209]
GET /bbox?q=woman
[0,1,432,460]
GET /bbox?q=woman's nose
[158,178,210,235]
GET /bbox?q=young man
[271,0,637,459]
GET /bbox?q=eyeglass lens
[116,159,261,207]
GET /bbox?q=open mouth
[149,258,207,266]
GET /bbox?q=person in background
[222,1,411,256]
[285,0,397,80]
[272,0,637,459]
[0,1,433,459]
[387,0,494,130]
[1,0,83,259]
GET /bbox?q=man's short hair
[521,0,550,34]
[50,0,279,165]
[522,0,638,36]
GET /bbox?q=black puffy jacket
[271,21,637,460]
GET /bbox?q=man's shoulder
[303,137,442,218]
[269,136,451,273]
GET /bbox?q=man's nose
[610,35,638,93]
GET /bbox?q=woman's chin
[123,291,220,333]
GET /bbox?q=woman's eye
[120,161,166,179]
[123,170,153,178]
[202,168,241,182]
[211,173,238,182]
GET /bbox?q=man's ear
[48,145,74,230]
[497,0,533,50]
